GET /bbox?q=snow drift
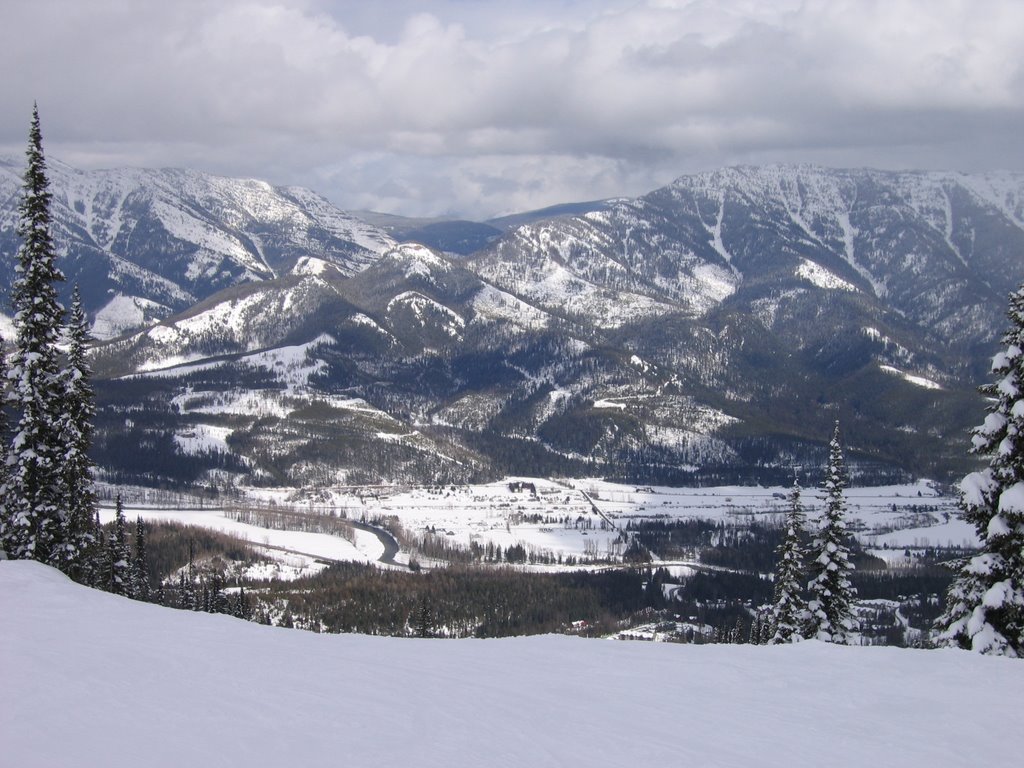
[1,560,1020,767]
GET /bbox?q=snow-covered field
[108,478,971,575]
[98,507,385,578]
[2,560,1020,768]
[233,477,972,567]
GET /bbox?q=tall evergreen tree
[806,422,858,644]
[1,105,66,565]
[413,596,434,638]
[107,495,131,596]
[232,586,251,620]
[131,516,150,602]
[749,612,764,645]
[769,478,808,644]
[86,510,107,589]
[936,285,1024,657]
[55,287,97,579]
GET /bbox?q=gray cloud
[0,0,1021,218]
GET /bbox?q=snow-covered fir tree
[806,422,858,644]
[55,287,97,579]
[107,495,132,596]
[936,284,1024,657]
[769,478,808,644]
[1,106,67,566]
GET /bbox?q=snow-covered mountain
[473,165,1024,348]
[5,159,1021,486]
[0,157,394,338]
[3,560,1022,768]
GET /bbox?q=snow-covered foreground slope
[2,562,1021,768]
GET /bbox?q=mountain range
[2,157,1022,489]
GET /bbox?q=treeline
[626,518,786,571]
[131,514,957,646]
[258,559,943,645]
[93,427,248,487]
[88,514,267,622]
[259,564,661,638]
[144,520,268,584]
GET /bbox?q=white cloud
[0,0,1021,218]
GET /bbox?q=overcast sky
[1,0,1022,219]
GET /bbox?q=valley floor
[1,560,1019,768]
[100,478,974,577]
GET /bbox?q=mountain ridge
[0,156,396,339]
[4,159,1022,486]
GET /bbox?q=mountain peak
[0,157,396,338]
[385,242,453,278]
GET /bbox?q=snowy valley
[89,476,972,645]
[1,154,1022,670]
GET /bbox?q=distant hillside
[353,211,502,255]
[486,198,614,230]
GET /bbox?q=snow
[961,470,996,509]
[173,424,233,455]
[691,261,738,303]
[7,163,395,312]
[91,294,168,340]
[389,242,452,280]
[153,198,267,278]
[471,284,551,329]
[387,291,465,336]
[870,516,979,549]
[97,506,384,565]
[291,255,337,277]
[795,259,857,292]
[171,388,293,418]
[997,373,1020,399]
[705,191,738,278]
[283,186,396,255]
[485,223,685,327]
[146,335,401,423]
[2,560,1023,768]
[879,364,943,390]
[229,478,969,566]
[235,335,333,389]
[0,312,17,339]
[751,288,804,328]
[836,209,876,290]
[977,412,1008,439]
[999,482,1024,514]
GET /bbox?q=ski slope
[2,561,1021,768]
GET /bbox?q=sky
[1,0,1022,219]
